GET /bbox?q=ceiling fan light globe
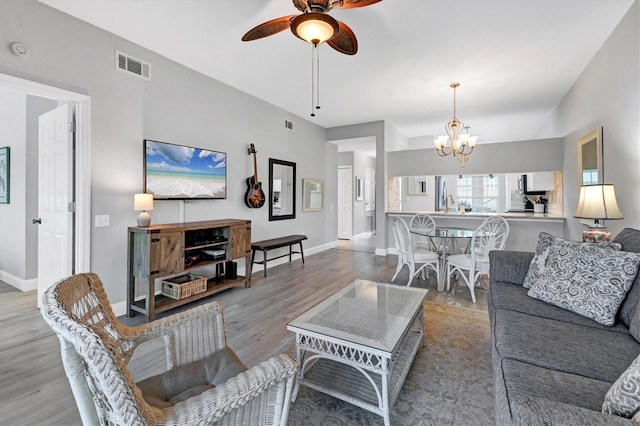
[291,13,339,44]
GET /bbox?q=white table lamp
[574,184,623,242]
[134,193,154,227]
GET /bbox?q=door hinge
[68,202,76,212]
[69,121,76,133]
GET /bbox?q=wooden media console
[127,219,251,321]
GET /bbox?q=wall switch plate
[95,214,110,227]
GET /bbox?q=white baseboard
[0,270,37,292]
[375,248,391,256]
[111,240,339,318]
[111,300,128,317]
[352,232,372,240]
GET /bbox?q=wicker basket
[161,273,207,300]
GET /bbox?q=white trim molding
[0,270,37,292]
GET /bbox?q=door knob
[32,218,42,224]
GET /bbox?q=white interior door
[338,166,353,239]
[37,103,73,307]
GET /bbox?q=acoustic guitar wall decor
[244,143,266,208]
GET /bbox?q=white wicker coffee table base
[291,314,425,426]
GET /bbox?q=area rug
[285,302,494,425]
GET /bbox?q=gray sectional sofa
[488,227,640,425]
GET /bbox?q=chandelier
[434,82,478,167]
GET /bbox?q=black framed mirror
[269,158,296,221]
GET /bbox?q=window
[456,175,502,213]
[582,170,598,185]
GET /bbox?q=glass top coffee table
[287,279,428,426]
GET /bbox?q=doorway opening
[0,74,91,302]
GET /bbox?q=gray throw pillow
[602,353,640,418]
[522,232,621,289]
[630,309,640,343]
[527,240,640,326]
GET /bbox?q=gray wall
[0,89,55,284]
[0,0,338,303]
[0,86,26,282]
[537,0,639,240]
[387,138,564,176]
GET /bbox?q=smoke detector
[11,42,31,60]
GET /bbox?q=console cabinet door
[231,224,251,259]
[150,231,184,276]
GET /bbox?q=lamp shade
[574,184,623,220]
[291,13,339,44]
[134,193,154,211]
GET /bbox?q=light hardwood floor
[0,246,487,426]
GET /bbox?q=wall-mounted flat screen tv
[144,139,227,200]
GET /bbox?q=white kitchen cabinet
[526,172,555,191]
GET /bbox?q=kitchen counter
[386,211,566,252]
[387,210,565,222]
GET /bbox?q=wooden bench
[251,235,308,277]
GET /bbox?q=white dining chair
[392,217,439,287]
[446,216,509,303]
[410,213,457,256]
[409,213,437,251]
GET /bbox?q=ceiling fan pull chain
[316,44,321,111]
[310,44,316,117]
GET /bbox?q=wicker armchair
[41,272,297,425]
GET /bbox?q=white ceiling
[42,0,634,152]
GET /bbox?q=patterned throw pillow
[603,353,640,418]
[527,240,640,326]
[522,232,621,289]
[631,311,640,345]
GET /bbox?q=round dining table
[410,226,474,291]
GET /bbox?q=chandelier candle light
[434,83,478,167]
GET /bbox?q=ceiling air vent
[284,119,295,132]
[115,51,151,80]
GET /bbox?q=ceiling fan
[241,0,382,55]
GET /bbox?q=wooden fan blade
[242,15,297,41]
[332,0,382,9]
[327,20,358,55]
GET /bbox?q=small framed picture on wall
[355,176,364,200]
[0,147,9,204]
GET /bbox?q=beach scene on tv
[145,140,226,199]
